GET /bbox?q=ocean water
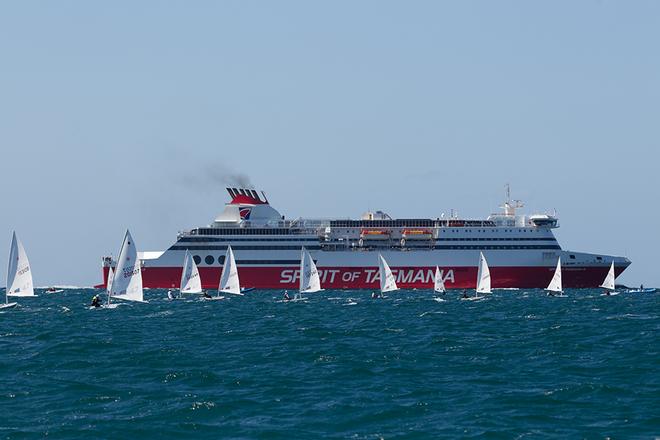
[1,288,658,439]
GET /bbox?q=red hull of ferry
[98,265,627,290]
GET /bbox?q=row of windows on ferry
[179,237,556,245]
[191,255,300,265]
[329,220,497,227]
[333,228,546,235]
[193,228,292,236]
[192,226,544,237]
[183,244,561,266]
[190,252,598,266]
[441,229,547,235]
[180,237,315,242]
[172,240,557,253]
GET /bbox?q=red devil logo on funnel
[239,208,252,220]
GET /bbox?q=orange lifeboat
[401,228,433,240]
[360,229,391,240]
[400,228,433,247]
[359,229,391,247]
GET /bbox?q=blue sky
[1,1,658,286]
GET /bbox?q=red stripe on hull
[100,265,628,290]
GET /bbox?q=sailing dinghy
[180,250,202,296]
[464,252,490,301]
[2,232,35,309]
[213,245,241,300]
[433,266,446,301]
[377,254,398,297]
[106,230,145,307]
[600,262,619,296]
[294,247,322,301]
[546,258,566,297]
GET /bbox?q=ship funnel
[225,187,268,205]
[216,187,280,224]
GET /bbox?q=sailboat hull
[600,292,620,296]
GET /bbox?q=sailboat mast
[5,234,10,304]
[107,267,111,306]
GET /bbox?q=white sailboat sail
[600,261,616,291]
[180,250,202,294]
[546,258,562,293]
[378,254,398,293]
[299,247,322,293]
[106,266,115,295]
[476,252,491,294]
[6,232,35,297]
[109,230,144,302]
[219,245,241,295]
[434,266,446,293]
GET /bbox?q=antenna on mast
[501,183,523,216]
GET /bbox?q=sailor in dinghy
[91,294,102,308]
[95,266,114,307]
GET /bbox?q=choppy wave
[0,288,659,438]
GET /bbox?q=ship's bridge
[487,193,559,229]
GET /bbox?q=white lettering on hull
[281,269,342,284]
[279,268,455,285]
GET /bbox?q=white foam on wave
[145,310,174,318]
[419,310,445,317]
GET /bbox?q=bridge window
[570,255,576,260]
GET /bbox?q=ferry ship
[100,187,630,290]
